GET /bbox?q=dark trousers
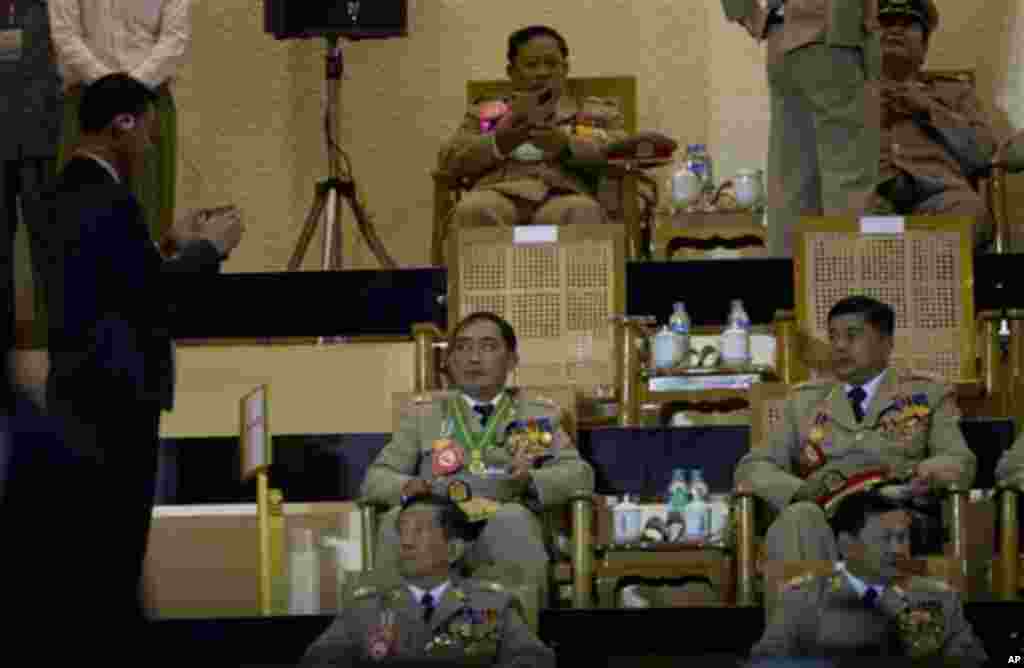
[50,398,163,626]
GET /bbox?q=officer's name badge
[367,611,397,660]
[432,438,465,476]
[505,418,554,460]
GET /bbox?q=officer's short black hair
[827,296,896,338]
[396,493,472,541]
[507,25,569,65]
[828,491,909,539]
[450,312,518,354]
[79,73,158,134]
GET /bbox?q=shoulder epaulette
[784,573,817,591]
[792,379,830,392]
[909,576,953,593]
[475,580,505,593]
[893,367,945,385]
[351,585,379,600]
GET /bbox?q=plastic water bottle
[288,528,320,614]
[708,493,731,545]
[685,469,710,540]
[689,468,709,501]
[685,144,715,199]
[667,468,690,517]
[669,302,691,362]
[720,299,752,367]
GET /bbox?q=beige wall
[163,0,1024,273]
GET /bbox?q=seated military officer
[439,25,626,229]
[873,0,1003,249]
[361,312,595,618]
[751,490,987,662]
[996,431,1024,490]
[735,296,976,569]
[301,494,555,667]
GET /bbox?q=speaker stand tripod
[288,34,396,274]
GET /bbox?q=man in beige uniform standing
[722,0,881,257]
[361,312,595,623]
[440,25,626,231]
[49,0,189,241]
[735,296,976,570]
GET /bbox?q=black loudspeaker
[264,0,407,40]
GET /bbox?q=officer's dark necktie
[848,386,867,423]
[421,591,436,623]
[863,585,882,609]
[473,403,495,427]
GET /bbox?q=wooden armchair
[433,75,659,265]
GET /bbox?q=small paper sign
[859,216,905,235]
[513,225,558,244]
[240,385,271,479]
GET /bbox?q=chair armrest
[356,499,388,573]
[568,492,596,608]
[732,486,759,606]
[993,130,1024,172]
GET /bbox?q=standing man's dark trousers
[765,26,881,257]
[49,397,162,628]
[1,156,54,359]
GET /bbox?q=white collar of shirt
[76,151,122,183]
[461,392,505,411]
[408,581,450,606]
[835,561,884,599]
[843,368,888,416]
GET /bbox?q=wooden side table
[593,542,736,608]
[655,210,767,260]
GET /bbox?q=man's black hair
[507,25,569,64]
[79,73,158,134]
[397,493,473,542]
[828,491,909,538]
[827,296,896,337]
[450,312,518,353]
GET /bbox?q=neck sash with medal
[450,394,512,476]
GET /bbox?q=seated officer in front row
[751,490,986,662]
[735,296,976,568]
[439,25,626,229]
[361,312,595,618]
[301,494,554,666]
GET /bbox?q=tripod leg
[288,190,328,271]
[329,186,345,269]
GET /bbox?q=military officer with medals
[750,490,987,662]
[361,312,595,621]
[439,25,627,230]
[301,494,555,667]
[734,296,976,572]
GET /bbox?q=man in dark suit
[37,73,244,627]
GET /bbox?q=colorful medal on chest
[441,395,513,477]
[367,610,397,660]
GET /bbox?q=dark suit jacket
[38,157,222,414]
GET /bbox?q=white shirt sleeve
[49,0,115,85]
[130,0,191,89]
